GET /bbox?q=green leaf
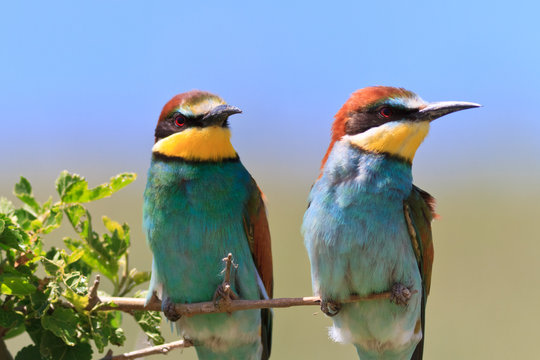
[56,171,136,204]
[63,271,88,295]
[102,216,124,237]
[62,271,89,310]
[42,249,65,276]
[41,307,79,346]
[31,289,52,317]
[13,208,36,232]
[88,311,125,352]
[0,306,24,328]
[134,310,164,345]
[3,322,26,340]
[64,238,117,279]
[14,176,40,213]
[0,197,15,215]
[109,173,137,193]
[0,217,26,251]
[39,331,92,360]
[66,248,85,265]
[63,204,86,232]
[15,345,42,360]
[0,274,37,296]
[0,218,4,234]
[55,171,86,202]
[40,207,63,234]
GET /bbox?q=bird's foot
[162,296,181,322]
[390,283,412,306]
[320,299,342,317]
[212,283,239,306]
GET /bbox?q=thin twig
[99,339,192,360]
[86,275,101,310]
[97,291,397,315]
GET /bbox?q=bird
[143,90,273,360]
[302,86,480,359]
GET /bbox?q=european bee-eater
[143,91,273,360]
[302,86,480,359]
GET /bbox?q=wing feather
[404,185,436,360]
[243,179,273,359]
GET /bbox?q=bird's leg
[212,283,239,304]
[320,298,342,317]
[162,296,181,322]
[390,283,412,306]
[213,253,239,308]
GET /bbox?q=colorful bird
[143,91,273,360]
[302,86,480,359]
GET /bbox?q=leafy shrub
[0,171,162,360]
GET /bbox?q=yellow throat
[348,121,430,161]
[152,126,237,161]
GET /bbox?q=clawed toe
[390,283,412,306]
[321,299,342,317]
[163,296,181,322]
[213,284,238,305]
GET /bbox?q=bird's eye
[379,107,393,118]
[174,114,186,127]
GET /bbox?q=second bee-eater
[302,86,479,359]
[143,91,273,360]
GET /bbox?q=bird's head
[321,86,480,168]
[152,90,242,161]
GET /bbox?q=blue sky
[1,0,538,187]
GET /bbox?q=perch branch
[97,291,396,315]
[99,339,192,360]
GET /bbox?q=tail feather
[411,290,427,360]
[410,337,424,360]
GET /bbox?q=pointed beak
[202,104,242,126]
[414,101,481,122]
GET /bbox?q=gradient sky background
[1,1,540,359]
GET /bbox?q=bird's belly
[303,197,422,350]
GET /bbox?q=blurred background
[1,1,539,359]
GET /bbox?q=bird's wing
[404,185,436,360]
[243,178,273,360]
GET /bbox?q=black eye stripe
[345,106,420,136]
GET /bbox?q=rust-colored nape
[319,86,414,173]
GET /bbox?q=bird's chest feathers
[144,160,250,224]
[306,144,414,249]
[152,127,237,161]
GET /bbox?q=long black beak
[202,104,242,126]
[414,101,481,122]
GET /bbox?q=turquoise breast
[302,141,422,355]
[144,157,260,302]
[143,156,262,353]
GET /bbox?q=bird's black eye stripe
[367,105,418,119]
[169,113,205,127]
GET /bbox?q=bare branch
[97,291,398,315]
[100,339,192,360]
[86,275,101,310]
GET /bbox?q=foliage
[0,171,163,360]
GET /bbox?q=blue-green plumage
[144,157,269,360]
[302,86,478,359]
[144,91,273,360]
[303,142,422,359]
